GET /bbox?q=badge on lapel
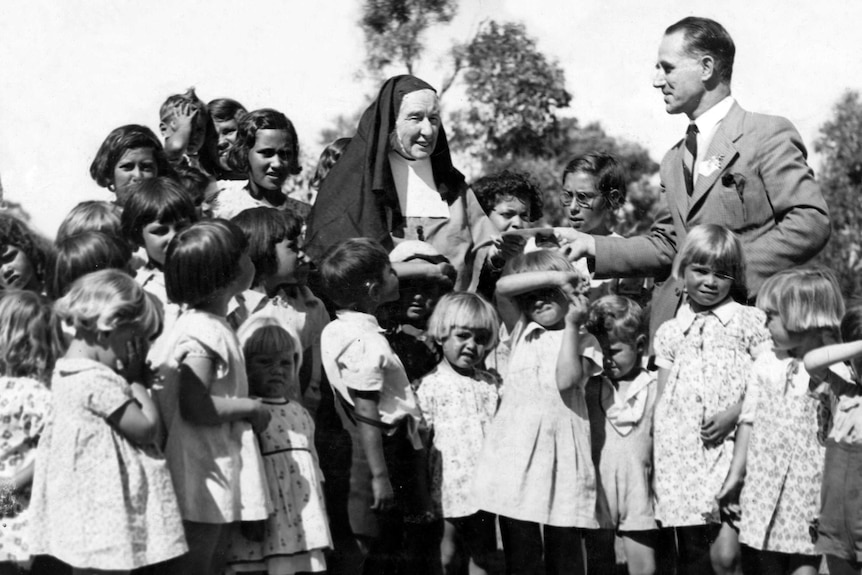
[698,154,724,178]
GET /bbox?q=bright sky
[1,0,860,238]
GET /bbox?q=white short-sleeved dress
[227,398,332,574]
[471,319,602,527]
[156,309,271,524]
[28,359,187,570]
[416,362,500,519]
[652,300,769,526]
[0,376,51,563]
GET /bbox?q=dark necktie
[683,123,698,195]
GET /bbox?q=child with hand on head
[416,292,501,575]
[0,291,59,573]
[225,318,332,575]
[802,306,862,575]
[156,220,272,575]
[471,249,602,575]
[212,109,302,220]
[159,87,219,175]
[716,267,844,575]
[319,238,432,574]
[0,214,49,294]
[230,207,328,407]
[652,224,770,575]
[29,270,187,573]
[584,295,658,575]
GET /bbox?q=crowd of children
[0,83,859,575]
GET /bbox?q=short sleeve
[416,380,435,429]
[336,334,389,393]
[84,369,134,419]
[739,366,764,424]
[744,308,771,358]
[173,320,233,382]
[653,320,678,370]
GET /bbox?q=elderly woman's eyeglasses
[559,190,601,209]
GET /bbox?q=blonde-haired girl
[719,267,845,575]
[417,292,501,574]
[28,270,187,573]
[653,224,770,575]
[225,317,332,574]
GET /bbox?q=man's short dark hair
[666,17,735,83]
[320,238,390,308]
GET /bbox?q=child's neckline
[260,397,289,405]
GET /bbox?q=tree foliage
[814,90,862,298]
[360,0,457,77]
[448,21,571,160]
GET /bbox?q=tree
[448,20,571,161]
[360,0,457,78]
[814,89,862,298]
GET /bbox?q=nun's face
[393,89,440,160]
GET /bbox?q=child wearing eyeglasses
[557,152,652,303]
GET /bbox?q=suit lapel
[689,103,744,209]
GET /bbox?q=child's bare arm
[805,341,862,394]
[109,336,161,445]
[656,367,670,400]
[109,383,160,445]
[495,270,583,299]
[716,421,751,516]
[350,389,395,511]
[391,260,456,287]
[163,102,197,160]
[556,293,589,392]
[179,357,270,432]
[702,400,742,446]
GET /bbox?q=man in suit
[560,16,830,343]
[560,16,830,574]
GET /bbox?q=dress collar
[676,298,742,332]
[335,310,386,333]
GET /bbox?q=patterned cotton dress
[28,359,187,570]
[739,351,828,554]
[0,376,50,564]
[416,362,500,518]
[471,319,602,527]
[226,399,332,574]
[653,301,769,526]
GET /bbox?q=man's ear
[699,54,716,82]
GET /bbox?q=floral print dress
[653,300,769,526]
[416,361,500,518]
